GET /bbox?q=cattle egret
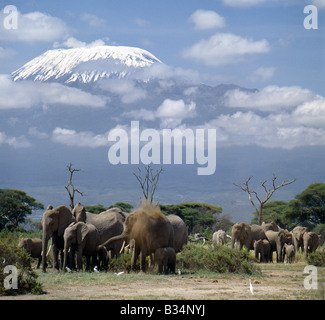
[249,280,254,295]
[94,266,100,273]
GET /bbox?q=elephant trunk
[42,230,51,272]
[63,238,70,271]
[102,232,128,248]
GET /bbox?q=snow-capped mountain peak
[11,45,162,84]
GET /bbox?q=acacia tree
[0,189,43,230]
[133,165,163,203]
[233,174,296,225]
[65,163,85,210]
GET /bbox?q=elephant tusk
[46,243,52,257]
[120,240,126,254]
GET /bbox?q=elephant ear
[76,222,89,245]
[57,206,74,237]
[73,202,87,223]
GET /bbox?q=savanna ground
[1,262,324,300]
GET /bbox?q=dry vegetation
[1,257,324,300]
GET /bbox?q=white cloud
[203,91,325,150]
[0,132,31,148]
[0,9,69,43]
[53,37,106,49]
[100,79,147,104]
[223,0,266,7]
[0,75,107,109]
[52,127,108,148]
[122,99,196,128]
[156,99,195,120]
[183,32,270,67]
[292,98,325,128]
[223,85,316,111]
[189,10,226,30]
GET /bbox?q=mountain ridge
[11,45,162,84]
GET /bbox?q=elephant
[18,238,42,268]
[72,202,127,258]
[212,230,226,245]
[154,247,176,274]
[265,229,293,263]
[42,205,76,272]
[284,244,295,264]
[291,226,308,253]
[254,239,271,263]
[96,245,108,271]
[63,221,105,271]
[303,232,319,258]
[231,222,267,250]
[262,221,279,232]
[166,214,188,252]
[102,201,174,272]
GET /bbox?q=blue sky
[0,1,324,222]
[0,0,324,94]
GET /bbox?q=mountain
[11,45,162,84]
[5,45,271,223]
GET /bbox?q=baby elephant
[155,247,176,274]
[212,230,226,245]
[254,239,271,263]
[63,221,102,271]
[18,238,42,269]
[284,244,295,264]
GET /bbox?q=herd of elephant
[226,222,324,263]
[18,203,324,274]
[19,201,188,274]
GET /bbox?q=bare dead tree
[133,165,163,203]
[233,174,296,225]
[65,163,85,210]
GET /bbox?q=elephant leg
[37,257,41,269]
[91,253,97,270]
[140,250,147,272]
[59,250,64,270]
[131,247,140,271]
[69,248,76,270]
[139,243,147,272]
[77,247,83,271]
[52,244,60,270]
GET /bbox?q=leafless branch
[133,165,163,203]
[65,163,85,210]
[233,174,296,225]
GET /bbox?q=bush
[0,237,44,296]
[307,247,325,266]
[177,243,260,275]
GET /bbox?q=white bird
[93,266,100,273]
[65,266,72,272]
[115,271,124,276]
[249,280,254,295]
[178,269,181,275]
